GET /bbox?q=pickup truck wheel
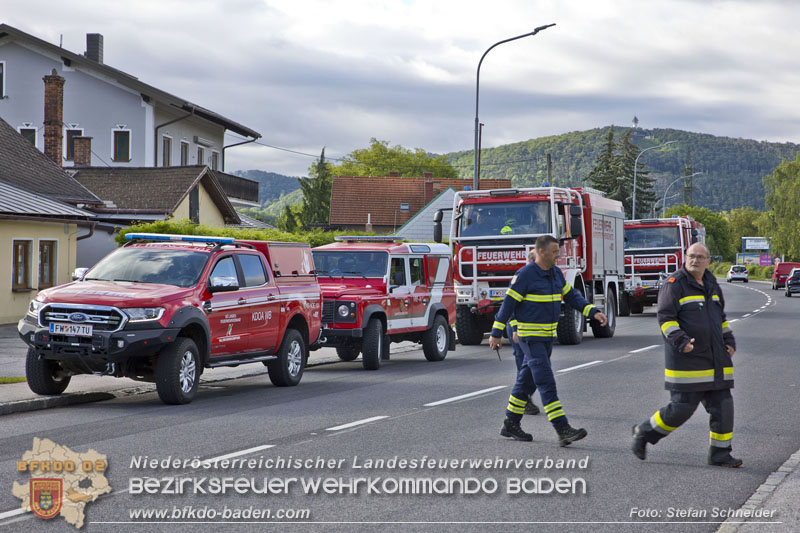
[557,289,584,345]
[456,306,484,345]
[155,337,199,405]
[336,345,360,361]
[26,348,70,395]
[362,319,384,370]
[268,329,306,386]
[423,314,449,361]
[592,290,617,338]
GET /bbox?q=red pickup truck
[18,233,321,404]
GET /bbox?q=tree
[664,204,734,260]
[299,148,333,227]
[277,204,301,232]
[617,130,656,218]
[761,153,800,260]
[683,148,694,206]
[726,206,764,255]
[332,138,458,178]
[585,127,619,196]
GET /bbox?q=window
[0,61,5,98]
[180,141,189,166]
[209,256,238,286]
[189,187,199,224]
[390,258,406,286]
[20,128,36,146]
[38,241,56,289]
[409,257,424,286]
[12,240,31,290]
[162,136,172,167]
[65,129,83,160]
[210,151,219,170]
[197,146,204,165]
[113,130,130,162]
[239,255,267,286]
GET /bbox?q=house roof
[0,181,93,218]
[71,165,240,224]
[329,176,513,226]
[230,212,277,230]
[0,24,261,139]
[0,117,101,205]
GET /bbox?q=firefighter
[490,235,607,446]
[507,248,540,416]
[631,243,741,467]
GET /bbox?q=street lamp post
[660,171,703,217]
[473,24,555,191]
[632,140,677,219]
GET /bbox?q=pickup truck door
[387,256,412,333]
[237,253,280,353]
[206,255,250,356]
[407,255,429,330]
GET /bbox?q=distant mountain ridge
[232,169,301,205]
[444,126,800,211]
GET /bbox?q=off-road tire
[26,348,70,395]
[592,290,617,338]
[423,314,449,362]
[456,306,485,345]
[362,318,384,370]
[630,301,644,315]
[618,293,630,317]
[155,337,200,405]
[268,328,306,386]
[336,345,360,362]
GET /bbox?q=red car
[772,262,800,290]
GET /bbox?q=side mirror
[569,204,582,217]
[72,267,88,281]
[570,216,583,237]
[208,276,239,293]
[433,209,444,243]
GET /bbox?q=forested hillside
[445,127,800,211]
[232,169,301,205]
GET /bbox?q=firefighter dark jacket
[657,266,736,392]
[491,261,598,342]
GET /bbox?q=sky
[5,0,800,177]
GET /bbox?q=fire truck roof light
[489,189,519,196]
[125,233,236,244]
[333,236,405,242]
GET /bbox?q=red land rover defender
[18,233,321,404]
[312,236,456,370]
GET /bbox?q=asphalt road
[1,280,798,532]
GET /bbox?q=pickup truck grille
[40,304,126,332]
[322,301,335,323]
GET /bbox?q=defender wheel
[26,348,70,395]
[592,290,617,338]
[362,318,384,370]
[423,314,449,362]
[336,345,360,362]
[268,329,306,386]
[155,337,200,405]
[456,306,485,345]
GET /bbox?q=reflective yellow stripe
[653,411,676,432]
[665,368,714,378]
[507,289,523,302]
[712,295,721,302]
[544,401,562,412]
[509,319,518,327]
[724,367,733,375]
[506,404,525,414]
[562,283,571,295]
[518,331,557,337]
[508,395,527,407]
[492,321,506,331]
[516,322,559,328]
[722,321,729,329]
[523,294,561,302]
[679,295,705,305]
[660,321,680,336]
[582,304,595,317]
[710,432,732,441]
[547,410,565,420]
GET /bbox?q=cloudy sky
[5,0,800,177]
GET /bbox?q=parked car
[18,233,321,404]
[726,265,749,283]
[772,262,800,290]
[785,268,800,297]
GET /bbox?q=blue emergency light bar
[125,233,235,244]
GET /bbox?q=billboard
[742,236,770,251]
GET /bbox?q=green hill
[444,127,800,211]
[232,169,301,205]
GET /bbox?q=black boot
[555,424,587,447]
[501,419,533,441]
[631,424,647,460]
[708,450,742,468]
[524,396,540,415]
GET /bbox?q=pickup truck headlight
[27,299,43,317]
[123,307,165,322]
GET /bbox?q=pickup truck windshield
[624,226,681,250]
[312,251,388,278]
[85,248,210,287]
[458,201,551,238]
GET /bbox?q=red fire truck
[621,216,705,315]
[434,186,625,345]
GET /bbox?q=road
[0,280,797,532]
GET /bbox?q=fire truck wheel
[268,329,306,386]
[592,290,617,338]
[155,337,200,405]
[618,293,630,317]
[26,348,70,395]
[557,287,585,345]
[630,302,644,315]
[456,307,485,345]
[362,319,384,370]
[423,314,449,362]
[336,345,361,361]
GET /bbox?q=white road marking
[729,319,739,323]
[424,386,506,407]
[557,361,603,373]
[326,416,388,431]
[205,445,275,463]
[0,509,24,520]
[743,314,751,318]
[630,345,660,354]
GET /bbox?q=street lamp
[632,140,677,219]
[660,171,703,217]
[473,24,555,190]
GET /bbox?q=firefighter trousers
[505,340,566,428]
[638,389,734,463]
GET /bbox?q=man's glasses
[686,254,708,260]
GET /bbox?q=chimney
[389,172,399,177]
[73,136,93,166]
[43,69,65,166]
[423,172,433,204]
[365,213,373,233]
[85,33,104,64]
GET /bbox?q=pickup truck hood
[319,283,385,299]
[37,280,193,308]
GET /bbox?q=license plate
[489,288,506,298]
[49,322,93,336]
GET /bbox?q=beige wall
[0,219,79,324]
[172,183,226,227]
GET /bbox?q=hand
[512,331,519,344]
[682,338,695,353]
[594,312,608,327]
[726,345,735,357]
[489,336,502,350]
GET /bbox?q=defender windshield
[312,251,389,278]
[624,227,681,250]
[84,248,210,288]
[458,201,551,237]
